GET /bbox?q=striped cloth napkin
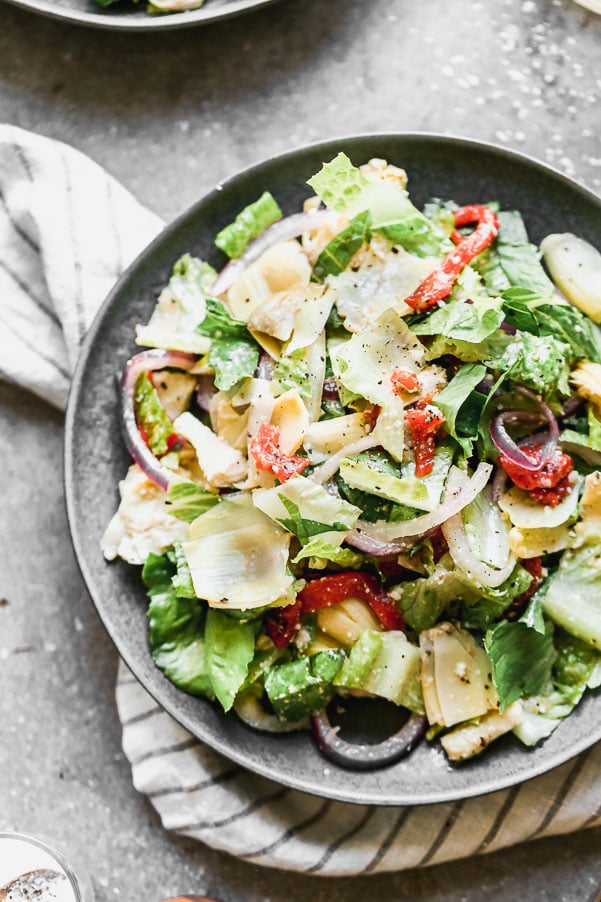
[2,123,600,876]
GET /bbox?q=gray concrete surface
[1,0,601,899]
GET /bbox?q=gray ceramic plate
[65,134,601,806]
[3,0,278,31]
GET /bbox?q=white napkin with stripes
[2,123,600,876]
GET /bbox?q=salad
[103,152,601,768]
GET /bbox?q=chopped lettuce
[197,299,260,390]
[391,554,532,633]
[292,539,364,569]
[485,596,556,712]
[272,348,313,401]
[492,331,571,396]
[339,444,452,514]
[562,405,601,457]
[332,308,425,406]
[336,450,422,523]
[264,649,345,721]
[171,543,196,598]
[413,295,504,345]
[205,608,257,711]
[426,329,512,366]
[253,475,359,547]
[312,211,371,282]
[134,372,175,456]
[307,152,448,257]
[435,363,487,456]
[143,552,213,698]
[493,210,555,301]
[164,480,220,522]
[514,630,601,746]
[135,254,215,354]
[542,541,601,650]
[502,288,601,364]
[215,191,282,259]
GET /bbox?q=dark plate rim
[2,0,279,31]
[65,132,601,806]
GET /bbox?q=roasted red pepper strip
[249,423,309,482]
[265,599,303,649]
[391,368,419,395]
[405,204,499,312]
[297,572,405,631]
[405,405,445,477]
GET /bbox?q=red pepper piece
[529,475,573,507]
[405,205,499,312]
[499,445,573,493]
[166,432,187,452]
[405,405,445,477]
[391,368,419,395]
[249,423,309,482]
[297,572,405,631]
[265,598,303,649]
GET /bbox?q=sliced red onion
[560,394,584,419]
[195,374,217,412]
[490,388,559,473]
[322,376,340,400]
[255,350,275,381]
[210,209,338,297]
[355,463,493,543]
[311,709,427,770]
[310,434,379,485]
[344,529,411,557]
[121,349,198,491]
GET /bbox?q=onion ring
[121,349,198,490]
[311,709,427,770]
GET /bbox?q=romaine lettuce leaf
[485,595,556,712]
[434,363,487,456]
[307,152,448,257]
[292,539,364,569]
[392,554,532,633]
[171,543,196,598]
[332,308,425,406]
[197,299,260,390]
[271,348,312,400]
[335,450,422,523]
[413,295,503,345]
[134,372,175,456]
[215,191,282,259]
[312,211,371,282]
[542,541,601,649]
[494,210,555,300]
[164,480,220,522]
[143,552,213,698]
[514,630,601,746]
[205,608,257,711]
[493,331,571,395]
[264,649,345,721]
[252,475,359,546]
[136,254,214,354]
[502,288,601,364]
